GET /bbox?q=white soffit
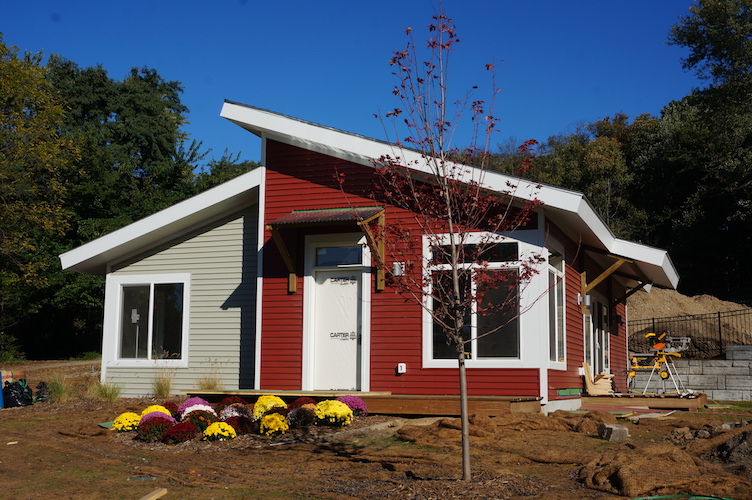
[60,168,264,275]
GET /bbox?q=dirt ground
[1,360,752,499]
[627,287,750,320]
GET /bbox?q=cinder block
[702,366,750,375]
[726,346,752,360]
[709,390,742,401]
[597,423,630,442]
[704,360,735,368]
[725,376,752,390]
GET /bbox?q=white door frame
[302,233,371,391]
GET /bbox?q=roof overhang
[60,168,264,275]
[221,101,679,290]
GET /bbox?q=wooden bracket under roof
[266,206,385,293]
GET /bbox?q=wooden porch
[581,392,708,412]
[185,390,542,416]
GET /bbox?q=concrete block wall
[631,346,752,401]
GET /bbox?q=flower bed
[111,394,369,447]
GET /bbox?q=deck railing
[627,309,752,359]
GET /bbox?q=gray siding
[106,206,258,397]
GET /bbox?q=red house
[60,102,679,413]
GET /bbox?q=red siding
[259,139,540,396]
[546,223,587,402]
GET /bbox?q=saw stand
[640,332,691,395]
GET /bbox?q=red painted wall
[260,139,540,396]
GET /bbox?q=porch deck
[581,392,708,412]
[184,390,542,416]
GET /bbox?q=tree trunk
[458,350,471,481]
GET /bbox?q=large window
[108,274,190,364]
[428,239,520,362]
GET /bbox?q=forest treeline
[1,0,751,359]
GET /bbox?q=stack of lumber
[582,362,614,396]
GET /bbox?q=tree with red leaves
[372,9,543,481]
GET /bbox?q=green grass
[70,351,102,361]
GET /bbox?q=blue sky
[3,1,701,166]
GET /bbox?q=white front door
[312,269,362,390]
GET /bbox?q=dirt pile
[628,287,750,320]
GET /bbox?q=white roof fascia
[222,101,677,289]
[60,168,264,274]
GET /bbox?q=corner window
[428,239,520,362]
[107,274,190,365]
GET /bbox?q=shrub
[113,412,141,432]
[141,404,172,417]
[336,395,368,417]
[140,411,176,426]
[182,410,219,433]
[216,396,248,414]
[161,401,179,416]
[219,404,251,420]
[252,395,287,420]
[136,417,174,442]
[288,397,317,411]
[314,400,353,426]
[260,413,289,436]
[223,416,256,435]
[287,407,316,428]
[162,421,198,444]
[203,421,237,441]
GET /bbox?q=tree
[0,36,77,341]
[490,115,644,240]
[371,13,543,481]
[194,150,260,191]
[668,0,752,84]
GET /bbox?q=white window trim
[102,272,191,368]
[547,242,567,371]
[421,232,543,369]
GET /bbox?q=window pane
[432,270,471,359]
[556,274,565,361]
[120,285,150,359]
[316,246,362,266]
[434,242,518,264]
[549,272,557,362]
[548,271,565,362]
[152,283,184,359]
[477,272,519,358]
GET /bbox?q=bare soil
[1,360,752,499]
[627,287,750,320]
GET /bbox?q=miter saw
[628,331,692,395]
